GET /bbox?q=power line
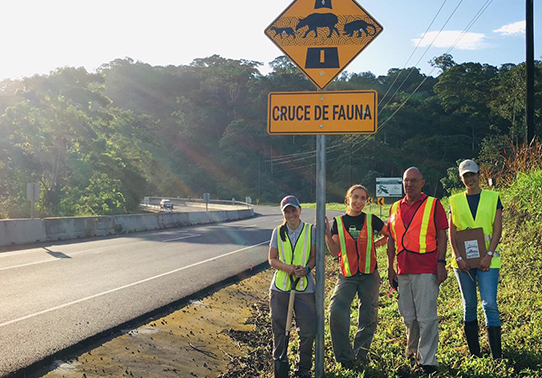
[375,0,494,135]
[378,0,449,107]
[378,0,465,115]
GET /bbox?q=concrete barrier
[157,212,190,229]
[0,219,47,246]
[44,216,116,241]
[0,208,254,248]
[113,214,160,234]
[188,212,212,225]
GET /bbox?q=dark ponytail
[279,219,287,242]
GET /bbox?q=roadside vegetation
[0,55,540,218]
[233,144,542,378]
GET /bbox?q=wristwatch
[487,251,494,257]
[455,256,463,262]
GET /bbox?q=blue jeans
[454,268,501,327]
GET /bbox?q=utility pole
[525,0,535,143]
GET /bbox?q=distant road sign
[377,197,385,206]
[26,183,40,202]
[265,0,383,89]
[367,197,373,204]
[376,177,402,197]
[268,90,377,135]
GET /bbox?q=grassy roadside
[292,179,542,377]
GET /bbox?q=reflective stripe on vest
[336,214,376,276]
[449,190,501,269]
[389,196,438,254]
[275,223,311,291]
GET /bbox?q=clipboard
[455,227,487,268]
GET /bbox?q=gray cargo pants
[329,270,380,364]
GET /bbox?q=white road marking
[0,248,44,258]
[0,240,270,328]
[162,234,201,242]
[0,258,59,271]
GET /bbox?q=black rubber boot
[464,321,481,357]
[487,326,502,359]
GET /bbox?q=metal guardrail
[141,197,253,212]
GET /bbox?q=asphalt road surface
[0,206,322,377]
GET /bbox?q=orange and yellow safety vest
[389,196,438,254]
[335,214,376,276]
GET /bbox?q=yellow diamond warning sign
[268,90,377,135]
[265,0,383,90]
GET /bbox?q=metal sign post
[27,182,40,219]
[315,134,326,377]
[203,193,211,212]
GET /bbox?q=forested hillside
[0,54,540,218]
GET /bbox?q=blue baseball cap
[280,195,301,211]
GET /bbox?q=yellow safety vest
[450,190,501,269]
[275,222,312,292]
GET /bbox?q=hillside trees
[0,54,540,217]
[0,67,156,218]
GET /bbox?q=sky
[0,0,540,81]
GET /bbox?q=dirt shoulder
[42,269,275,378]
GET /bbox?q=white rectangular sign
[376,177,402,197]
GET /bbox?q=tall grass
[481,137,542,188]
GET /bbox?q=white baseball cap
[458,159,479,177]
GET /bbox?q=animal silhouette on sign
[343,19,377,37]
[270,26,296,39]
[296,13,339,38]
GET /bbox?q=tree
[429,53,456,73]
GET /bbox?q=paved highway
[0,206,320,377]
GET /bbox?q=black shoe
[294,370,312,378]
[339,361,354,370]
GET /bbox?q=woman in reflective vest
[449,160,503,359]
[268,195,316,378]
[324,185,389,369]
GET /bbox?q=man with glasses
[387,167,448,374]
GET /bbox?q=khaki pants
[397,273,439,367]
[270,290,316,374]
